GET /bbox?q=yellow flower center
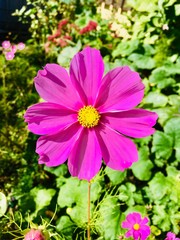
[78,105,100,128]
[133,223,140,230]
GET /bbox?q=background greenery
[0,0,180,239]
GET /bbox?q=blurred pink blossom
[2,40,11,49]
[17,42,25,50]
[5,51,15,60]
[165,232,180,240]
[11,45,17,53]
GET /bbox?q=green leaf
[96,197,121,240]
[164,118,180,161]
[58,178,102,208]
[151,118,180,162]
[0,192,7,217]
[164,61,180,75]
[112,40,139,58]
[57,178,102,225]
[152,201,180,233]
[0,55,5,68]
[175,4,180,16]
[153,107,176,126]
[164,0,178,7]
[105,167,127,185]
[148,172,172,202]
[143,44,156,55]
[152,205,171,231]
[152,131,173,160]
[168,94,180,107]
[44,164,68,177]
[166,166,180,203]
[128,53,156,69]
[30,188,56,212]
[144,92,168,107]
[57,178,87,208]
[56,215,75,239]
[149,68,176,89]
[118,183,136,205]
[131,146,154,180]
[124,205,147,216]
[127,0,158,12]
[57,41,81,67]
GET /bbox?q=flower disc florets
[133,223,140,230]
[78,105,100,128]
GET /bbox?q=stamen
[133,223,140,230]
[78,105,100,128]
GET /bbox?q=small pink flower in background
[17,42,25,50]
[5,51,15,60]
[58,19,69,29]
[24,229,45,240]
[44,42,50,53]
[165,232,180,240]
[79,20,98,34]
[11,45,17,53]
[2,40,11,49]
[2,40,25,60]
[24,47,158,181]
[121,212,151,240]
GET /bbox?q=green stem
[87,180,91,240]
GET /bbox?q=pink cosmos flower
[24,229,45,240]
[121,212,151,240]
[24,47,158,180]
[17,42,25,50]
[11,45,17,53]
[165,232,180,240]
[5,51,15,60]
[2,40,11,49]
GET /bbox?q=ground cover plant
[0,0,180,239]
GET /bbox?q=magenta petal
[36,123,82,167]
[95,66,144,112]
[70,47,104,105]
[34,63,82,110]
[133,230,140,240]
[68,128,102,181]
[140,226,151,240]
[141,217,149,225]
[95,124,138,171]
[131,212,142,223]
[167,232,176,239]
[101,109,158,138]
[121,220,132,229]
[125,229,133,238]
[126,212,141,224]
[24,102,77,135]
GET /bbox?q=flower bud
[24,229,45,240]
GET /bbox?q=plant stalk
[87,180,91,240]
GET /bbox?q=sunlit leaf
[144,92,168,107]
[128,53,156,69]
[105,167,127,185]
[96,197,121,240]
[30,188,56,212]
[131,146,154,180]
[0,192,7,217]
[152,131,173,160]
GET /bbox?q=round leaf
[0,192,7,217]
[131,146,154,180]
